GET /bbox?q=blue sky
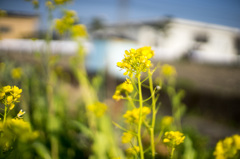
[1,0,240,29]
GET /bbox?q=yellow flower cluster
[126,146,140,158]
[112,79,133,101]
[71,24,88,38]
[123,107,151,124]
[161,116,173,128]
[54,10,87,38]
[45,1,55,10]
[87,101,107,117]
[0,118,38,151]
[121,132,133,143]
[54,0,71,5]
[117,46,154,77]
[0,86,22,110]
[161,64,176,78]
[55,10,77,34]
[11,67,22,80]
[163,131,185,148]
[213,134,240,159]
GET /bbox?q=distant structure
[0,11,39,39]
[92,17,240,65]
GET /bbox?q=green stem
[170,148,175,159]
[149,70,156,159]
[3,105,7,125]
[137,75,144,159]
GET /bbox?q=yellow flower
[71,24,88,38]
[11,67,22,79]
[213,134,240,159]
[6,96,13,105]
[87,101,107,117]
[233,134,240,149]
[0,85,22,106]
[117,46,154,77]
[163,131,185,148]
[12,86,22,100]
[126,146,140,157]
[54,0,71,5]
[161,116,173,128]
[112,78,133,101]
[121,132,133,143]
[123,106,151,124]
[54,10,77,35]
[161,64,176,77]
[3,85,12,93]
[46,1,55,10]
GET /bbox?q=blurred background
[0,0,240,156]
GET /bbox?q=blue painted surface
[86,40,107,72]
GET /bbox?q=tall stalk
[149,70,156,159]
[137,75,144,159]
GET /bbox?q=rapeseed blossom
[213,134,240,159]
[11,67,22,79]
[112,78,133,101]
[161,116,173,128]
[54,0,71,5]
[123,107,151,124]
[0,86,22,110]
[161,64,176,78]
[163,131,185,148]
[87,101,107,117]
[71,24,88,38]
[117,46,154,77]
[126,146,140,157]
[121,132,133,143]
[54,10,77,34]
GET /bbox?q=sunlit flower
[163,131,185,148]
[71,24,88,38]
[161,64,176,78]
[123,106,151,124]
[213,134,240,159]
[112,78,133,101]
[54,0,71,5]
[0,85,22,106]
[121,132,133,144]
[117,46,154,77]
[126,146,140,158]
[87,101,107,117]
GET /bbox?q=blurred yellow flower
[54,0,71,5]
[213,134,240,159]
[161,116,173,129]
[71,24,88,38]
[123,106,151,124]
[11,67,22,79]
[126,146,140,157]
[46,1,55,10]
[161,64,176,77]
[87,101,107,117]
[121,132,133,143]
[117,46,154,77]
[163,131,185,148]
[113,78,133,101]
